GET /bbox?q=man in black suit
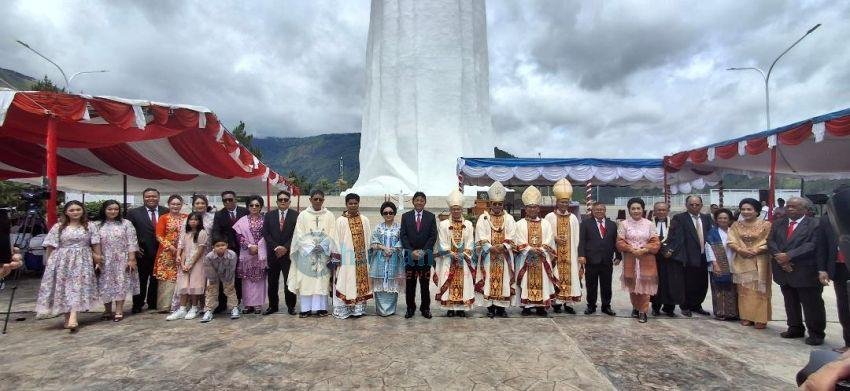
[399,191,438,319]
[818,210,850,352]
[650,201,685,317]
[126,188,169,313]
[212,190,248,312]
[770,196,827,346]
[667,195,713,317]
[577,202,620,316]
[261,190,299,315]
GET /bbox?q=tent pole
[718,180,724,207]
[123,175,128,213]
[266,179,271,212]
[768,147,777,220]
[46,116,58,227]
[663,165,670,205]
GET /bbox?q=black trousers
[684,264,709,311]
[132,254,157,310]
[267,257,296,311]
[585,262,613,308]
[781,284,826,338]
[651,257,686,312]
[405,266,431,313]
[835,265,850,347]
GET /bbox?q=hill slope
[0,67,37,90]
[253,133,361,184]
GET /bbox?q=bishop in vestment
[474,181,517,318]
[434,189,476,317]
[515,186,558,317]
[544,179,581,314]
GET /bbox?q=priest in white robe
[544,178,582,314]
[288,190,337,317]
[474,181,517,318]
[332,193,373,319]
[515,186,558,317]
[434,189,476,317]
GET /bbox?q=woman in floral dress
[96,200,140,322]
[153,195,187,312]
[36,200,103,332]
[233,195,267,314]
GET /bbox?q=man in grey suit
[769,196,827,345]
[262,190,299,315]
[126,188,169,313]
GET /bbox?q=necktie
[786,220,797,241]
[598,219,606,238]
[416,213,422,232]
[693,215,704,253]
[839,249,846,263]
[279,210,286,232]
[149,209,157,226]
[230,210,236,223]
[657,221,665,240]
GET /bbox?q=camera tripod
[1,208,47,334]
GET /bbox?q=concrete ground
[0,268,844,390]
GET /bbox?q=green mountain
[0,67,37,90]
[253,133,361,186]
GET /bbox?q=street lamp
[16,40,107,91]
[727,23,821,219]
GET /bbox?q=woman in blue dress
[368,201,404,316]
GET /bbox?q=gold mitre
[553,178,573,201]
[446,188,464,207]
[521,186,542,206]
[488,181,507,202]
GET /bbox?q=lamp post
[16,40,108,91]
[727,23,820,219]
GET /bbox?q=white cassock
[433,219,476,310]
[332,214,373,318]
[544,211,582,302]
[474,212,516,307]
[514,218,558,308]
[288,208,337,311]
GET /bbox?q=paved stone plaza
[0,269,843,390]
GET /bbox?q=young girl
[97,200,140,322]
[36,200,103,332]
[167,212,208,320]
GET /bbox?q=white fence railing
[613,189,801,208]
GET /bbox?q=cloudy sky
[2,0,848,159]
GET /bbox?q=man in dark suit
[650,201,685,317]
[126,188,169,313]
[577,202,620,316]
[770,196,827,346]
[667,195,713,317]
[818,210,850,352]
[261,190,299,315]
[399,191,438,319]
[212,190,248,312]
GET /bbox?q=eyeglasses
[223,198,235,202]
[248,204,262,208]
[311,198,324,202]
[382,211,395,216]
[278,198,290,202]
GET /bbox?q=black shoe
[638,312,648,323]
[457,311,467,318]
[664,311,677,317]
[421,311,432,319]
[651,308,661,317]
[602,307,617,316]
[316,310,329,317]
[521,308,532,316]
[631,309,639,318]
[131,307,142,314]
[404,310,415,319]
[805,336,825,346]
[693,308,710,316]
[487,306,496,318]
[553,304,563,313]
[263,308,278,316]
[447,310,455,318]
[781,330,805,339]
[299,311,310,318]
[563,306,576,314]
[536,308,548,317]
[496,307,508,318]
[584,307,597,315]
[681,310,692,317]
[287,308,297,316]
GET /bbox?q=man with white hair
[515,186,557,317]
[474,181,517,318]
[768,196,827,345]
[434,189,476,317]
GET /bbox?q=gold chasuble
[544,211,582,303]
[435,218,476,310]
[515,217,557,307]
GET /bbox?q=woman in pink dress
[233,195,268,314]
[616,197,660,323]
[96,200,139,322]
[166,212,208,321]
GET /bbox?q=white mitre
[553,178,573,201]
[446,188,464,207]
[521,186,542,206]
[488,181,507,202]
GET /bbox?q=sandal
[101,311,114,321]
[113,313,124,322]
[740,320,754,326]
[65,321,78,333]
[753,322,767,329]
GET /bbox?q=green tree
[315,178,334,194]
[231,121,263,159]
[30,75,64,92]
